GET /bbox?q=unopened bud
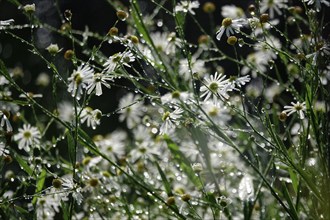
[116,10,128,21]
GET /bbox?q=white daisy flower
[80,107,102,129]
[260,0,288,19]
[221,5,245,19]
[200,72,232,103]
[175,1,200,15]
[0,110,12,132]
[67,65,94,100]
[87,72,113,96]
[159,107,183,135]
[118,93,144,129]
[150,32,178,55]
[179,55,206,80]
[103,51,135,73]
[0,142,9,156]
[14,124,41,152]
[216,18,247,41]
[0,19,14,27]
[282,101,306,119]
[303,0,330,12]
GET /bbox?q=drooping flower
[80,107,102,129]
[67,65,94,100]
[175,1,200,15]
[282,101,306,119]
[200,72,232,102]
[14,124,41,152]
[216,18,247,41]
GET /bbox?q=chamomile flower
[159,107,183,135]
[118,93,144,129]
[67,65,94,100]
[0,142,9,156]
[87,72,114,96]
[200,72,232,102]
[80,107,102,129]
[260,0,288,19]
[282,101,306,119]
[221,5,245,19]
[0,110,12,132]
[150,32,178,55]
[216,18,247,41]
[14,124,41,152]
[161,91,192,104]
[304,0,330,12]
[175,1,200,15]
[178,55,206,80]
[103,51,135,73]
[0,19,14,27]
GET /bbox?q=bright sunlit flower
[216,18,246,41]
[67,65,94,100]
[14,124,41,152]
[282,101,306,119]
[175,1,200,15]
[200,72,232,102]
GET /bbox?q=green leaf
[288,168,298,194]
[13,152,33,176]
[61,200,70,220]
[66,130,75,164]
[14,205,29,215]
[32,169,47,205]
[281,182,299,220]
[130,0,153,46]
[155,162,173,196]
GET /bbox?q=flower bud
[116,10,128,21]
[260,14,269,23]
[166,196,176,205]
[52,178,62,189]
[64,49,74,60]
[181,193,191,202]
[279,112,287,122]
[203,2,216,13]
[108,27,118,36]
[227,36,237,45]
[89,178,99,187]
[130,35,139,44]
[198,35,209,45]
[192,163,203,173]
[46,44,60,55]
[23,4,36,13]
